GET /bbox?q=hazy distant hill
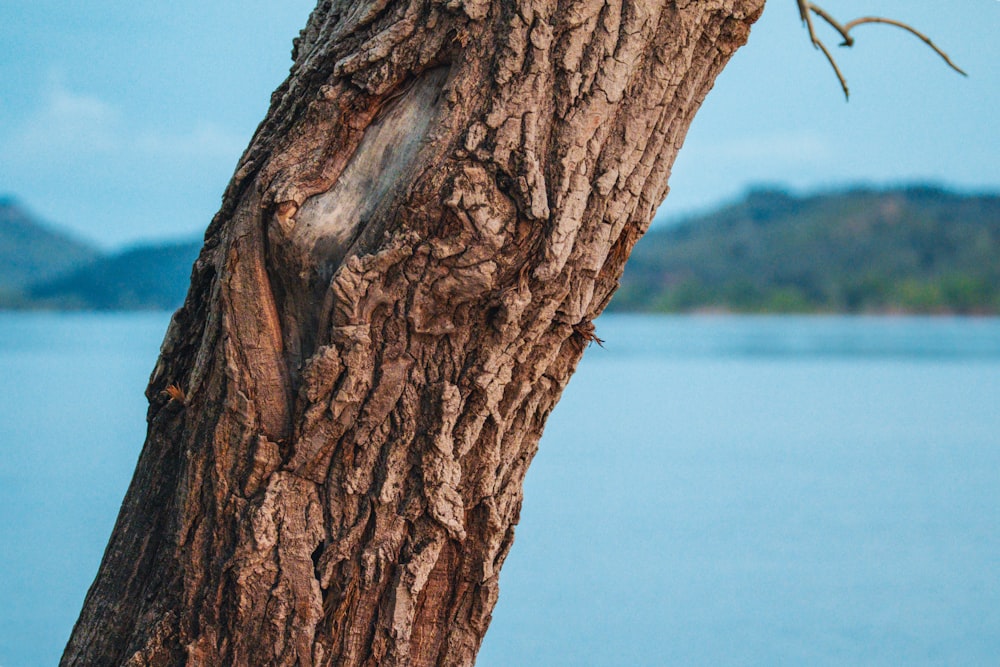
[613,186,1000,315]
[0,198,101,296]
[3,186,999,313]
[27,241,202,310]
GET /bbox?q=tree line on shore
[3,185,998,314]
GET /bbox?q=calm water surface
[1,313,998,666]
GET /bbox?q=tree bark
[63,0,763,664]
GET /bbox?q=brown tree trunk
[62,1,763,664]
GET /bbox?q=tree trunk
[63,1,763,664]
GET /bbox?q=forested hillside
[0,198,100,300]
[613,186,1000,314]
[26,241,201,310]
[3,186,998,313]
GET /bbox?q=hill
[0,198,101,299]
[612,186,1000,315]
[26,241,202,310]
[3,186,999,313]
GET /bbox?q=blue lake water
[1,313,999,666]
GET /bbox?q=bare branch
[796,2,967,100]
[808,4,853,46]
[842,16,968,77]
[796,0,850,99]
[796,0,819,46]
[816,39,850,99]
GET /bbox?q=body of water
[1,313,998,666]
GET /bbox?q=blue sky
[1,1,997,248]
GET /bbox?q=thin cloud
[6,84,122,156]
[3,83,245,165]
[135,122,246,160]
[685,130,834,167]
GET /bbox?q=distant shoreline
[4,184,998,315]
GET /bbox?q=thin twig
[842,16,968,76]
[808,4,853,46]
[797,0,850,98]
[815,39,849,99]
[796,2,967,100]
[797,0,818,46]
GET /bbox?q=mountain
[3,185,999,313]
[612,185,1000,315]
[27,240,202,310]
[0,198,101,298]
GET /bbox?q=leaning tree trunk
[63,1,763,664]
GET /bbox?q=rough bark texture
[63,1,763,665]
